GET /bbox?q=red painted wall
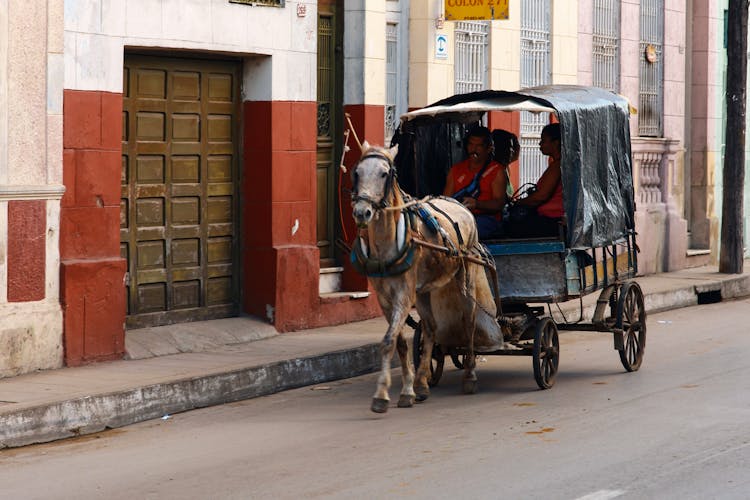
[241,101,381,332]
[61,90,126,365]
[7,200,46,302]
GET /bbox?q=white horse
[350,142,506,413]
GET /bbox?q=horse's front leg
[372,303,411,414]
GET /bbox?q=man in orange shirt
[443,126,509,240]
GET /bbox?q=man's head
[464,126,493,169]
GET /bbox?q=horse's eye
[380,171,388,178]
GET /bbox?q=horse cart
[392,85,646,391]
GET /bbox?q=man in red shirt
[443,126,509,239]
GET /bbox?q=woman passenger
[507,123,564,238]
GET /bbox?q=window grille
[639,0,664,137]
[317,15,333,138]
[454,21,489,94]
[593,0,620,92]
[519,0,551,188]
[385,22,399,145]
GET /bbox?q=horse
[350,141,507,414]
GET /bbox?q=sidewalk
[2,262,750,449]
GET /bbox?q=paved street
[1,298,749,500]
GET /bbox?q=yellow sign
[445,0,509,21]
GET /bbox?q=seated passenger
[506,123,564,238]
[491,128,519,200]
[443,126,508,240]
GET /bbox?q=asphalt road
[1,298,749,500]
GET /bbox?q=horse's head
[351,141,399,227]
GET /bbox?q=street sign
[435,34,448,59]
[444,0,509,21]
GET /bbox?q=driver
[443,126,508,240]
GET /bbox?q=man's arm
[443,170,455,196]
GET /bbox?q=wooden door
[121,54,240,329]
[317,0,343,266]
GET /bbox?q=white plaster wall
[551,0,578,85]
[0,302,64,378]
[364,5,386,106]
[408,0,453,108]
[344,0,388,106]
[490,0,520,91]
[620,0,641,139]
[577,0,593,86]
[63,0,317,101]
[0,0,65,377]
[663,0,686,143]
[0,1,8,186]
[8,0,48,185]
[344,5,366,106]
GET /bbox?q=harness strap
[426,200,464,250]
[350,235,416,277]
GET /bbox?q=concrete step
[685,248,711,269]
[320,291,370,301]
[319,266,344,294]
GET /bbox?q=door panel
[122,55,240,328]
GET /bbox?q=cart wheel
[532,317,560,389]
[412,322,444,387]
[616,281,646,372]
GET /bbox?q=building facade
[0,0,737,377]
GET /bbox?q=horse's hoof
[462,379,478,394]
[371,398,390,413]
[397,395,415,408]
[415,386,430,402]
[415,393,429,403]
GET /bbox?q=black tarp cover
[397,85,635,249]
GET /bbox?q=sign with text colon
[444,0,509,21]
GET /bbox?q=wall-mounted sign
[436,34,449,59]
[445,0,509,21]
[229,0,284,6]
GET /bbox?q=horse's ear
[361,140,370,153]
[389,144,399,159]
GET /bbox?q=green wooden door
[317,1,344,266]
[121,55,240,328]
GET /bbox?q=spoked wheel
[532,317,560,389]
[412,322,445,387]
[616,281,647,372]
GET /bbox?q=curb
[0,344,381,449]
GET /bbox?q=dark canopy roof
[399,85,635,249]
